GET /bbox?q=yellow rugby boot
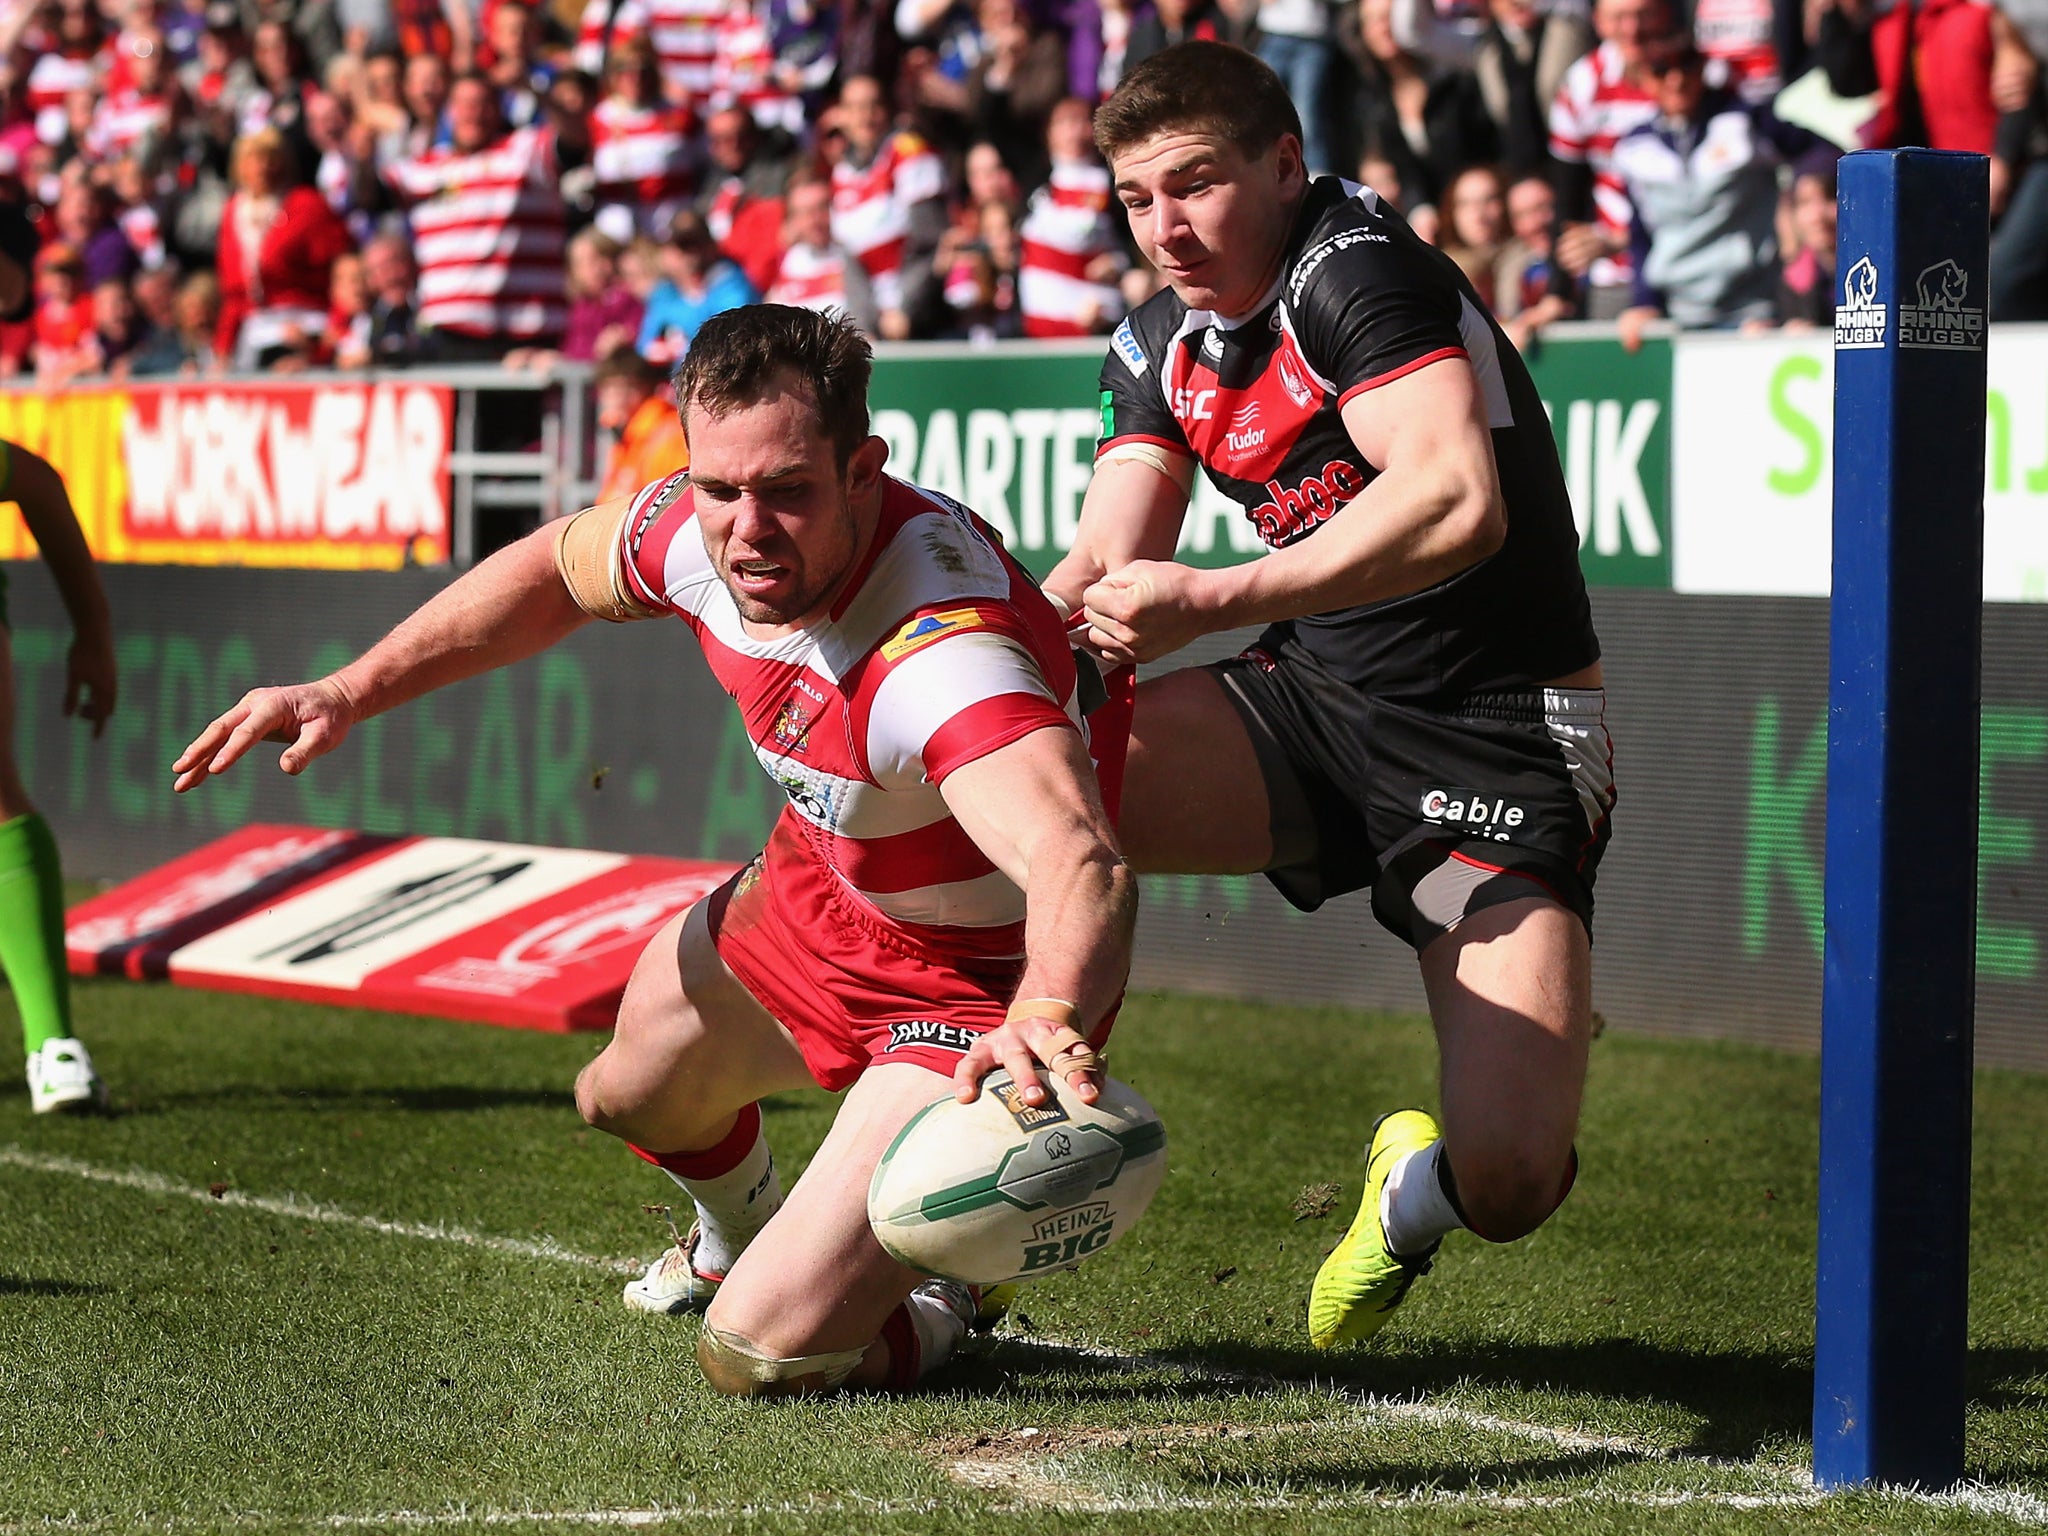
[971,1283,1019,1332]
[1308,1110,1444,1349]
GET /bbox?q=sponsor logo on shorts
[1112,319,1148,377]
[884,1019,979,1055]
[880,607,986,662]
[994,1077,1071,1130]
[1021,1202,1113,1272]
[1420,788,1527,842]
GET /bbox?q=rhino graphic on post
[1915,259,1968,311]
[1844,256,1880,310]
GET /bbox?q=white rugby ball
[868,1069,1168,1287]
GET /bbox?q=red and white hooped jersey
[1019,159,1123,339]
[89,87,171,161]
[388,126,568,340]
[26,50,100,119]
[766,240,858,312]
[1546,41,1658,284]
[830,133,945,314]
[591,96,701,212]
[710,0,803,133]
[613,470,1081,967]
[575,0,725,101]
[1692,0,1780,98]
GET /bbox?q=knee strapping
[695,1325,868,1398]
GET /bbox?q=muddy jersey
[1097,176,1597,698]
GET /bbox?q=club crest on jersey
[770,697,813,754]
[881,607,985,661]
[1277,350,1316,409]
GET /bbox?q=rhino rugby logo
[1899,258,1984,353]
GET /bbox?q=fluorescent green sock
[0,813,74,1054]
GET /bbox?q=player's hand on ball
[172,678,358,792]
[955,1013,1104,1108]
[1080,560,1216,664]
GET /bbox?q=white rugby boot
[622,1219,726,1314]
[26,1037,106,1114]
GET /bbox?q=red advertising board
[66,828,739,1031]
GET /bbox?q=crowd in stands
[3,0,2044,387]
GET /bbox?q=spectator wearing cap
[1471,0,1592,176]
[594,346,688,501]
[696,105,800,295]
[1776,152,1836,328]
[1339,0,1500,218]
[827,74,946,339]
[1611,38,1806,348]
[215,126,353,367]
[636,209,758,364]
[766,172,880,334]
[380,73,570,360]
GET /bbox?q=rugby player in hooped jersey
[1035,40,1616,1349]
[172,307,1137,1398]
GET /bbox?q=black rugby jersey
[1097,176,1598,699]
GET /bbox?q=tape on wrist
[1005,996,1080,1031]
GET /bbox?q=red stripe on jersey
[1338,347,1467,404]
[922,694,1077,783]
[827,815,995,893]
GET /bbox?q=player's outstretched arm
[1044,451,1192,621]
[1083,358,1504,660]
[172,523,592,792]
[6,443,116,737]
[939,725,1137,1109]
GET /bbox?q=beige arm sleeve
[553,497,663,622]
[1096,440,1198,496]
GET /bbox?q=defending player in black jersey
[1028,42,1617,1348]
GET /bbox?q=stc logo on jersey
[1251,459,1368,545]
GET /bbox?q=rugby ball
[868,1070,1168,1286]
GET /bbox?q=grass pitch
[2,972,2046,1535]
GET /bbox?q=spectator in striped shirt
[766,171,880,334]
[826,73,947,339]
[1547,0,1670,318]
[1016,96,1124,337]
[379,72,570,361]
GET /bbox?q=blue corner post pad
[1815,149,1990,1492]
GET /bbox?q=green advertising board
[868,334,1673,588]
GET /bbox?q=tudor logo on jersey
[1161,321,1338,526]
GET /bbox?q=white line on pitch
[0,1145,642,1275]
[4,1482,2048,1531]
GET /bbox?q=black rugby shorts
[1207,628,1616,950]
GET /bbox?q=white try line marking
[7,1143,2047,1532]
[0,1145,642,1275]
[5,1483,2048,1532]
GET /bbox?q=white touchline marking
[7,1144,2046,1531]
[4,1483,2047,1532]
[0,1146,642,1275]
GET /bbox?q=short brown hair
[674,306,873,469]
[1094,41,1302,166]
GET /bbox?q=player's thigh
[704,1061,944,1355]
[576,899,813,1142]
[1118,666,1272,874]
[1420,895,1592,1198]
[0,628,29,818]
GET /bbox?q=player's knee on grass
[694,1323,870,1399]
[1450,1141,1579,1243]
